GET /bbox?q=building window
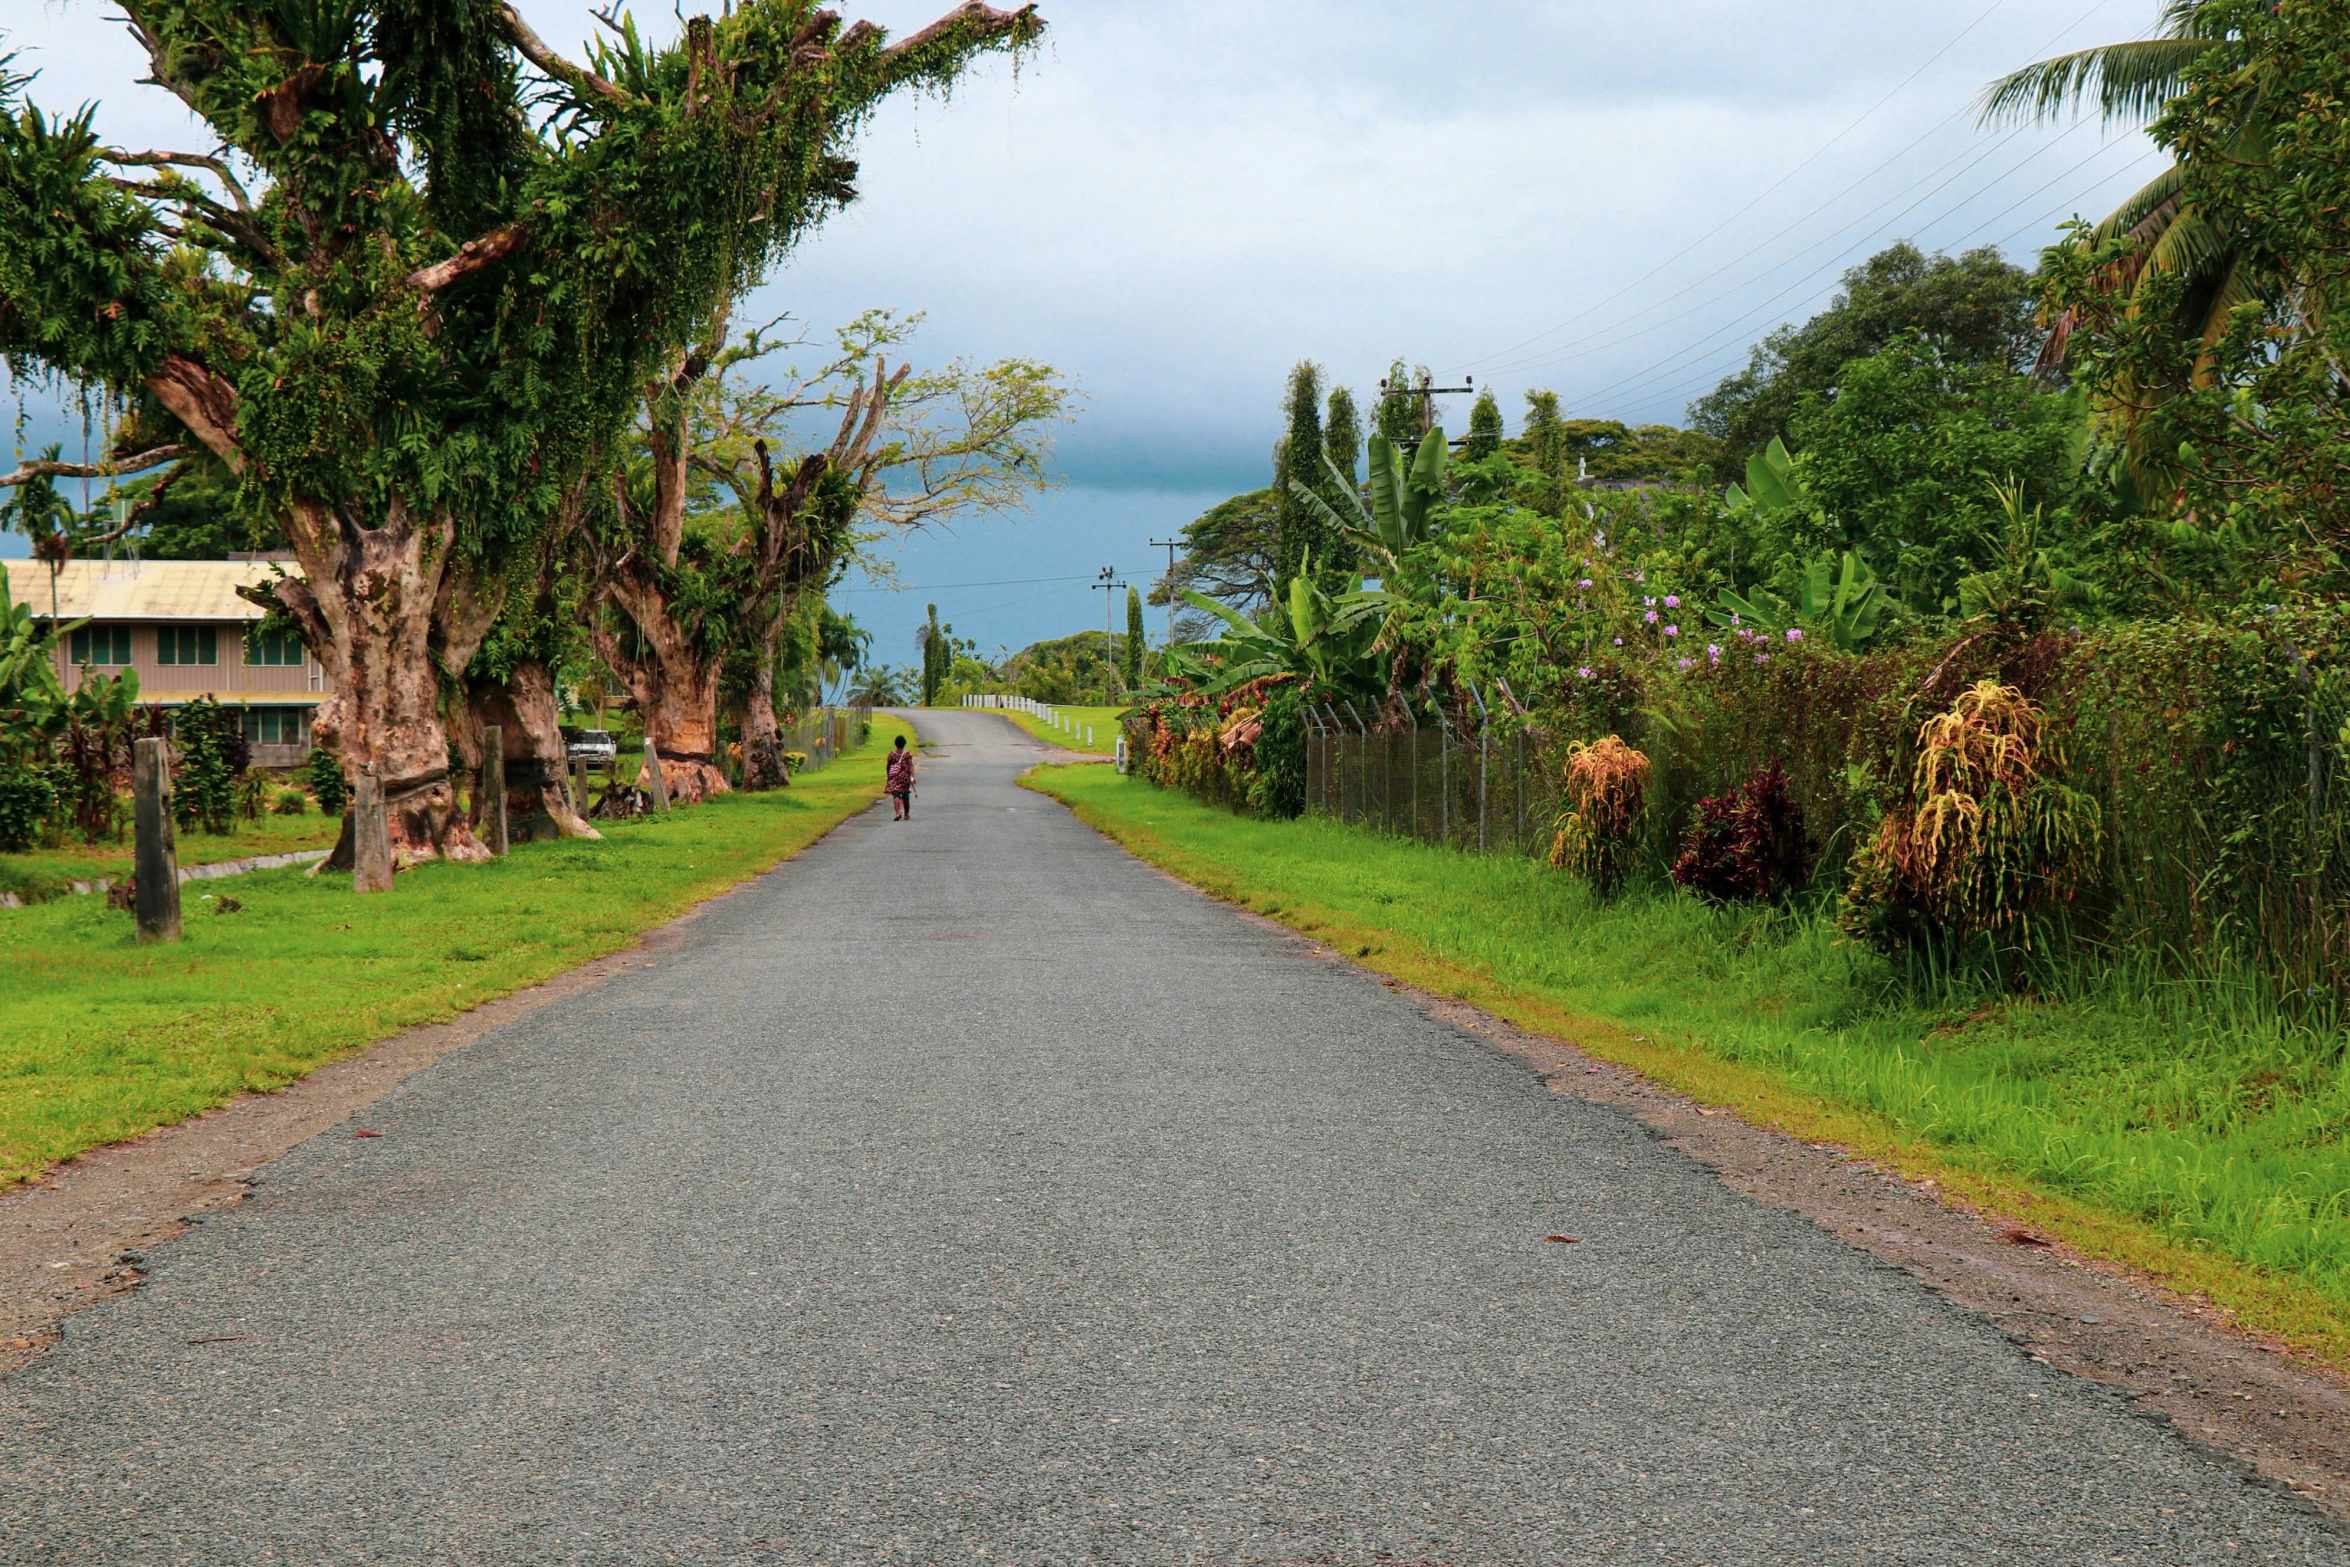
[238,707,311,747]
[246,629,304,667]
[156,626,219,666]
[67,626,133,666]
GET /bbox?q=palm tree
[849,664,909,708]
[1979,1,2264,381]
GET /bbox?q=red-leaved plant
[1670,758,1815,904]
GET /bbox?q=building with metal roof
[4,558,331,766]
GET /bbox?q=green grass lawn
[1030,762,2350,1365]
[0,718,905,1185]
[2,809,345,904]
[969,704,1126,754]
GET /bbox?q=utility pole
[1092,566,1129,696]
[1378,372,1476,451]
[1148,536,1182,648]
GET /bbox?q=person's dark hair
[894,735,907,749]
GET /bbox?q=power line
[1463,0,2131,379]
[1475,119,2049,382]
[832,571,1105,595]
[1556,128,2133,411]
[1584,136,2167,423]
[1462,0,2027,372]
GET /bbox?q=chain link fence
[781,704,873,774]
[1303,701,1559,859]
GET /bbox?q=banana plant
[1708,549,1888,651]
[1724,435,1806,517]
[1175,551,1386,698]
[1956,475,2097,627]
[1289,428,1450,574]
[0,598,76,763]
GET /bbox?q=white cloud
[1,0,2171,647]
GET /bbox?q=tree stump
[482,725,510,857]
[641,737,671,813]
[132,738,181,944]
[353,766,395,894]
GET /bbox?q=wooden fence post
[482,725,510,857]
[641,737,671,812]
[353,765,394,894]
[132,737,181,944]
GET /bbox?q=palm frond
[1977,38,2211,128]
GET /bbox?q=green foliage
[1003,631,1126,706]
[273,787,308,816]
[171,697,241,835]
[921,604,946,707]
[0,766,54,852]
[1274,360,1342,597]
[1322,385,1361,486]
[306,747,348,816]
[1123,585,1145,690]
[1465,388,1503,460]
[1170,560,1385,702]
[1250,685,1306,820]
[2037,0,2350,571]
[1710,551,1887,652]
[1689,241,2040,472]
[1158,489,1277,625]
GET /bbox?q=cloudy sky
[2,0,2164,662]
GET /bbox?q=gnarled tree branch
[144,355,245,471]
[0,444,188,488]
[103,149,254,211]
[499,5,634,109]
[408,222,533,293]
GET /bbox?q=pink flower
[1613,637,1623,646]
[1576,666,1594,680]
[1664,625,1679,637]
[1643,610,1659,624]
[1755,653,1770,664]
[1675,657,1694,671]
[1785,628,1803,643]
[1643,596,1656,607]
[1706,644,1721,663]
[1578,578,1593,589]
[1664,594,1680,609]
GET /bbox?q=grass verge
[977,704,1125,754]
[0,718,905,1186]
[1,811,343,905]
[1028,762,2350,1369]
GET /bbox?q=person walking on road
[886,734,917,821]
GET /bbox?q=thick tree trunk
[257,493,493,868]
[595,576,731,805]
[453,661,601,842]
[738,656,789,791]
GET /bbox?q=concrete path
[3,709,2339,1564]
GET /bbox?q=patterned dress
[885,749,916,797]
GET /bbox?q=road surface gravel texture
[2,709,2340,1564]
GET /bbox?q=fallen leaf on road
[353,1129,383,1139]
[187,1335,249,1345]
[2002,1226,2053,1247]
[1544,1235,1580,1244]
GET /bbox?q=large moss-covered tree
[0,0,1042,862]
[600,310,1064,795]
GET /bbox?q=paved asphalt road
[4,710,2341,1564]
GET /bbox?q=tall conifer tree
[1123,585,1145,689]
[1466,389,1504,460]
[1272,360,1325,599]
[1323,387,1362,487]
